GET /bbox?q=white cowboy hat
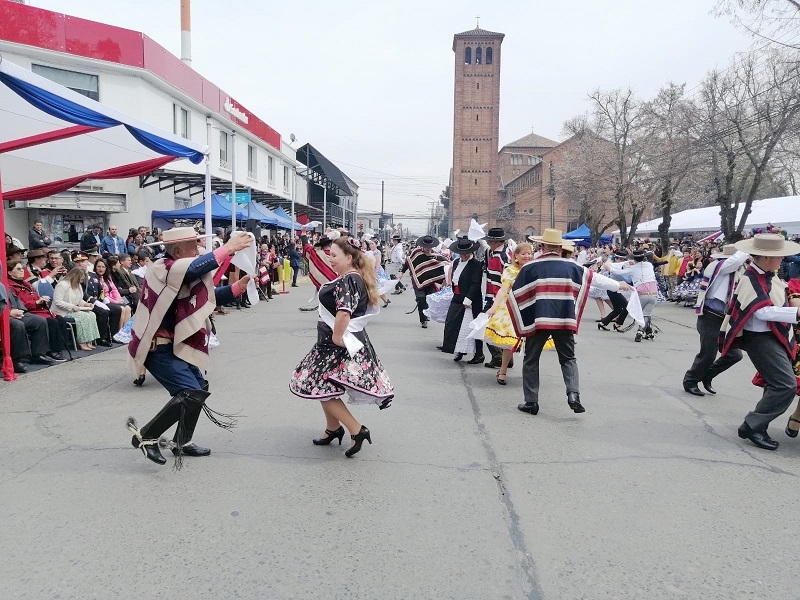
[145,226,212,247]
[710,244,737,260]
[528,228,564,246]
[734,234,800,257]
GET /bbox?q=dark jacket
[451,258,484,311]
[288,248,302,268]
[80,231,102,251]
[29,228,52,249]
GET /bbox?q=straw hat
[734,234,800,257]
[528,228,563,246]
[145,226,211,247]
[561,240,576,252]
[710,244,737,260]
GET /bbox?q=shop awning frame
[0,56,209,381]
[296,143,352,197]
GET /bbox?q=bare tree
[565,88,648,245]
[640,83,697,251]
[693,48,800,236]
[715,0,800,45]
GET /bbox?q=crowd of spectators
[1,224,152,374]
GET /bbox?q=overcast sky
[32,0,754,234]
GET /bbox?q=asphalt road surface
[1,281,798,599]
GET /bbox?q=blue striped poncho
[508,255,593,337]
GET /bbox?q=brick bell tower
[450,23,504,233]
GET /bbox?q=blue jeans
[145,344,206,396]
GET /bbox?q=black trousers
[45,316,68,352]
[93,304,122,340]
[683,311,743,386]
[601,291,628,326]
[740,331,796,432]
[522,330,579,403]
[292,266,299,286]
[415,285,436,324]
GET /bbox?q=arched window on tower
[486,47,493,65]
[464,47,472,64]
[475,47,482,64]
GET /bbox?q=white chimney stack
[180,0,192,66]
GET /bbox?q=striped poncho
[508,255,593,337]
[303,244,337,290]
[406,248,446,290]
[719,265,795,358]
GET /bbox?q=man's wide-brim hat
[449,236,480,254]
[416,235,438,249]
[710,244,737,259]
[145,226,211,247]
[6,245,26,255]
[27,248,47,259]
[485,227,508,241]
[528,228,563,246]
[735,233,800,257]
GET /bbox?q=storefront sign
[225,192,251,205]
[223,97,249,124]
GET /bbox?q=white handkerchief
[230,232,259,306]
[93,300,110,311]
[467,219,488,241]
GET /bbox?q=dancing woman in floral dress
[289,237,393,457]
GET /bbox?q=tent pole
[0,169,18,381]
[291,166,296,239]
[204,155,212,251]
[231,131,236,233]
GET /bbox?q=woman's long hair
[333,237,379,306]
[63,266,87,289]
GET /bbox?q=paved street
[1,281,799,600]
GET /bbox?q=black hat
[449,236,480,254]
[631,249,646,262]
[485,227,508,241]
[415,235,438,249]
[613,250,629,260]
[392,234,402,241]
[6,244,25,255]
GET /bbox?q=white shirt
[705,251,749,305]
[576,249,588,266]
[390,243,404,264]
[589,271,622,292]
[607,260,656,287]
[743,264,799,332]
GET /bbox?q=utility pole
[380,180,385,242]
[547,161,556,229]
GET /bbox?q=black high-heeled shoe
[786,417,800,438]
[454,352,465,362]
[133,374,145,387]
[345,425,371,458]
[313,426,345,446]
[597,323,610,331]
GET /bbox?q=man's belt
[149,337,173,352]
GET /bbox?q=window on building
[475,146,478,153]
[475,47,482,64]
[464,47,472,64]
[476,114,479,121]
[475,178,478,185]
[283,165,290,192]
[247,145,257,178]
[477,82,480,90]
[173,104,190,139]
[219,131,229,168]
[32,64,99,100]
[175,197,191,209]
[486,47,493,65]
[528,155,536,165]
[268,156,275,185]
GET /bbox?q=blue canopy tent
[241,201,279,226]
[151,194,247,230]
[272,206,302,231]
[563,223,612,246]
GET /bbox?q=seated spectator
[85,246,101,272]
[74,252,116,347]
[25,248,50,284]
[52,267,101,351]
[41,249,68,284]
[5,260,69,363]
[28,220,52,250]
[132,250,150,283]
[108,254,140,311]
[59,248,74,271]
[1,278,40,373]
[94,258,132,333]
[127,233,145,255]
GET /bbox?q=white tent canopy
[616,196,800,236]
